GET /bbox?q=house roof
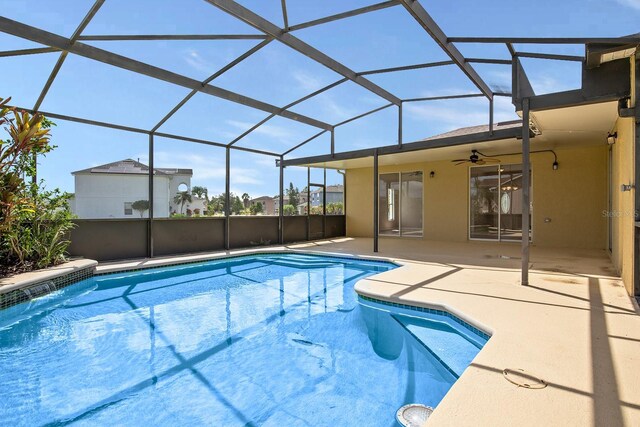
[72,159,193,176]
[422,120,523,141]
[250,196,273,202]
[311,184,344,194]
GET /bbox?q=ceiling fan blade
[476,160,486,165]
[454,161,469,166]
[451,159,468,163]
[483,158,501,163]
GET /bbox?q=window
[469,164,531,241]
[378,171,423,237]
[124,202,133,216]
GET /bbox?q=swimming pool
[0,253,487,426]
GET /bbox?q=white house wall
[73,174,171,219]
[168,173,192,214]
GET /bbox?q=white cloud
[405,103,485,132]
[530,75,574,95]
[309,93,359,123]
[226,119,300,144]
[291,69,323,92]
[184,49,212,72]
[616,0,640,9]
[151,151,268,194]
[404,96,518,136]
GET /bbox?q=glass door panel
[401,171,423,237]
[470,166,500,240]
[379,173,400,236]
[469,164,531,241]
[499,164,529,241]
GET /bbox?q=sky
[0,0,638,198]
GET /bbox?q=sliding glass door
[379,171,423,237]
[469,164,531,241]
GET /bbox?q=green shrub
[0,97,75,274]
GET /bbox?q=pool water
[0,253,487,426]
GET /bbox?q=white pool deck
[3,237,640,426]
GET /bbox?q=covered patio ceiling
[284,100,620,169]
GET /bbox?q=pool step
[393,315,483,378]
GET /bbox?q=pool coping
[0,259,97,311]
[0,259,97,294]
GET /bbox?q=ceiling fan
[451,150,501,166]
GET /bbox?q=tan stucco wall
[346,145,608,249]
[611,117,635,295]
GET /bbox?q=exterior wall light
[607,132,617,145]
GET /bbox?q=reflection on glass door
[379,171,423,237]
[401,172,423,236]
[379,173,400,236]
[470,165,531,241]
[470,166,499,239]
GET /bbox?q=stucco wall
[611,117,635,295]
[73,174,171,219]
[346,144,608,249]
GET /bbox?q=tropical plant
[326,202,344,215]
[131,199,150,218]
[231,194,244,215]
[283,204,296,216]
[287,183,299,208]
[208,196,224,214]
[0,97,75,274]
[241,192,250,208]
[173,191,192,214]
[4,189,74,269]
[310,205,324,215]
[249,202,263,215]
[192,185,208,201]
[0,99,51,234]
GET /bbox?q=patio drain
[502,368,547,389]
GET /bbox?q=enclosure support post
[148,133,154,258]
[521,98,531,285]
[307,166,311,240]
[331,128,335,156]
[323,167,327,238]
[224,147,230,250]
[339,169,346,224]
[279,156,284,245]
[489,98,494,135]
[398,102,403,148]
[373,149,379,253]
[634,56,640,297]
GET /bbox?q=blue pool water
[0,253,487,426]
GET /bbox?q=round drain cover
[503,368,547,389]
[396,404,433,427]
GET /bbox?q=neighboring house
[250,196,275,215]
[271,184,344,215]
[310,184,344,207]
[272,195,289,215]
[71,159,205,219]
